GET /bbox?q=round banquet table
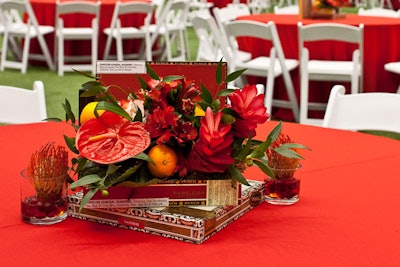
[1,121,400,266]
[236,14,400,121]
[29,0,151,63]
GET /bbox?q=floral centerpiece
[60,62,306,211]
[311,0,348,18]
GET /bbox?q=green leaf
[163,75,184,82]
[63,135,78,154]
[217,88,236,97]
[69,174,102,189]
[146,62,159,80]
[62,98,76,124]
[253,160,275,178]
[133,107,143,122]
[229,166,250,186]
[79,188,99,213]
[225,69,247,83]
[133,152,152,162]
[216,60,223,84]
[95,101,132,121]
[201,83,213,104]
[137,74,149,90]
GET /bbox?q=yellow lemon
[80,101,105,124]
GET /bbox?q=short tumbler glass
[264,164,301,205]
[20,169,68,225]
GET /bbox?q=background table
[237,14,400,121]
[1,121,399,266]
[29,0,150,62]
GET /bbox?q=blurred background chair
[247,0,270,14]
[212,5,252,69]
[54,0,101,76]
[148,0,190,61]
[191,15,224,62]
[222,20,299,121]
[322,85,400,133]
[187,0,213,26]
[298,22,364,126]
[0,81,47,124]
[384,61,400,93]
[274,4,299,14]
[103,1,155,61]
[358,7,400,18]
[0,0,55,73]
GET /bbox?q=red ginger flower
[76,112,150,164]
[229,84,269,138]
[186,107,234,173]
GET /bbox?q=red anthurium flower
[76,112,151,164]
[186,107,234,173]
[229,84,269,138]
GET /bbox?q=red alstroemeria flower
[144,106,179,143]
[229,84,269,138]
[173,120,198,144]
[76,112,151,164]
[186,107,234,173]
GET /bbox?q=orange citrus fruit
[147,144,178,178]
[80,101,105,125]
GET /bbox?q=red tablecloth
[237,14,400,121]
[1,121,400,266]
[29,0,151,61]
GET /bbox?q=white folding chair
[0,81,47,124]
[322,85,400,133]
[247,0,270,14]
[298,22,364,126]
[384,62,400,93]
[0,0,55,73]
[274,5,299,14]
[191,15,225,62]
[103,1,155,61]
[358,7,400,18]
[223,20,299,121]
[55,0,101,76]
[186,0,213,26]
[148,0,190,61]
[212,5,252,70]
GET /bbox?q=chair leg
[92,33,98,74]
[57,34,64,76]
[21,32,31,74]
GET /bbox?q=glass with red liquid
[20,169,68,225]
[264,165,301,205]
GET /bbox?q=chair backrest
[212,5,250,65]
[191,15,225,61]
[149,0,189,60]
[0,81,47,124]
[298,21,364,82]
[274,5,299,14]
[212,4,250,26]
[322,85,400,133]
[55,0,101,29]
[223,20,287,68]
[358,7,400,18]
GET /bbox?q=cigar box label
[96,60,146,74]
[206,179,239,206]
[85,198,170,208]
